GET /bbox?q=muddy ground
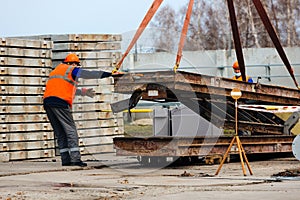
[0,155,300,200]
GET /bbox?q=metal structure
[111,0,300,163]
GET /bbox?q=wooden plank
[0,57,52,67]
[53,42,121,51]
[0,38,53,49]
[0,105,44,113]
[52,51,121,60]
[0,96,42,104]
[0,140,55,151]
[0,131,54,142]
[0,47,52,58]
[0,123,51,132]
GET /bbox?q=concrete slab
[0,155,299,199]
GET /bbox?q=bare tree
[150,0,300,50]
[151,5,180,52]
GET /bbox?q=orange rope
[114,0,164,72]
[174,0,194,72]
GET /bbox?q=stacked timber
[18,34,125,157]
[0,38,55,161]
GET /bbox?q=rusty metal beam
[113,136,294,157]
[114,71,300,105]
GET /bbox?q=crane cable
[252,0,300,89]
[227,0,247,82]
[112,0,164,74]
[173,0,194,73]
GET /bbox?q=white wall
[122,47,300,88]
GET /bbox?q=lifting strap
[113,0,163,72]
[252,0,299,89]
[173,0,194,72]
[227,0,247,82]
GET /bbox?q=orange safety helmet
[64,53,81,65]
[232,61,239,70]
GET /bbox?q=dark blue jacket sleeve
[72,68,112,80]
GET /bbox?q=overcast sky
[0,0,187,37]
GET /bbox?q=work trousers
[44,106,81,164]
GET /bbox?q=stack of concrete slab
[0,38,55,161]
[17,34,125,157]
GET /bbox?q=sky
[0,0,188,37]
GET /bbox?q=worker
[43,53,115,167]
[232,61,253,83]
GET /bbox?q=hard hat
[232,61,239,70]
[64,53,81,65]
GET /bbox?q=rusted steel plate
[0,85,44,95]
[0,38,53,49]
[52,60,116,69]
[113,136,294,156]
[53,51,121,60]
[0,114,47,123]
[0,105,44,113]
[0,140,55,151]
[80,144,115,155]
[74,93,119,104]
[75,118,123,129]
[0,96,42,104]
[0,66,51,76]
[0,131,54,142]
[78,127,122,137]
[17,34,122,43]
[0,76,46,85]
[72,102,112,112]
[0,47,52,58]
[73,111,122,121]
[113,71,300,105]
[53,42,121,51]
[8,149,55,161]
[0,57,52,67]
[0,123,51,132]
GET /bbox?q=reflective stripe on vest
[232,75,250,82]
[44,64,77,106]
[48,65,76,86]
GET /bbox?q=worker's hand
[112,69,125,75]
[81,88,96,98]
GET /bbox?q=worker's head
[232,61,241,76]
[64,53,81,66]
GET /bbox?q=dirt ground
[0,155,300,200]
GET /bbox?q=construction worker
[232,61,253,83]
[43,53,114,167]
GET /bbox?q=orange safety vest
[232,75,251,82]
[44,64,78,106]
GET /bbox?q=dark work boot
[70,161,87,167]
[61,152,71,166]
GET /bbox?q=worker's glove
[112,69,125,75]
[81,88,95,98]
